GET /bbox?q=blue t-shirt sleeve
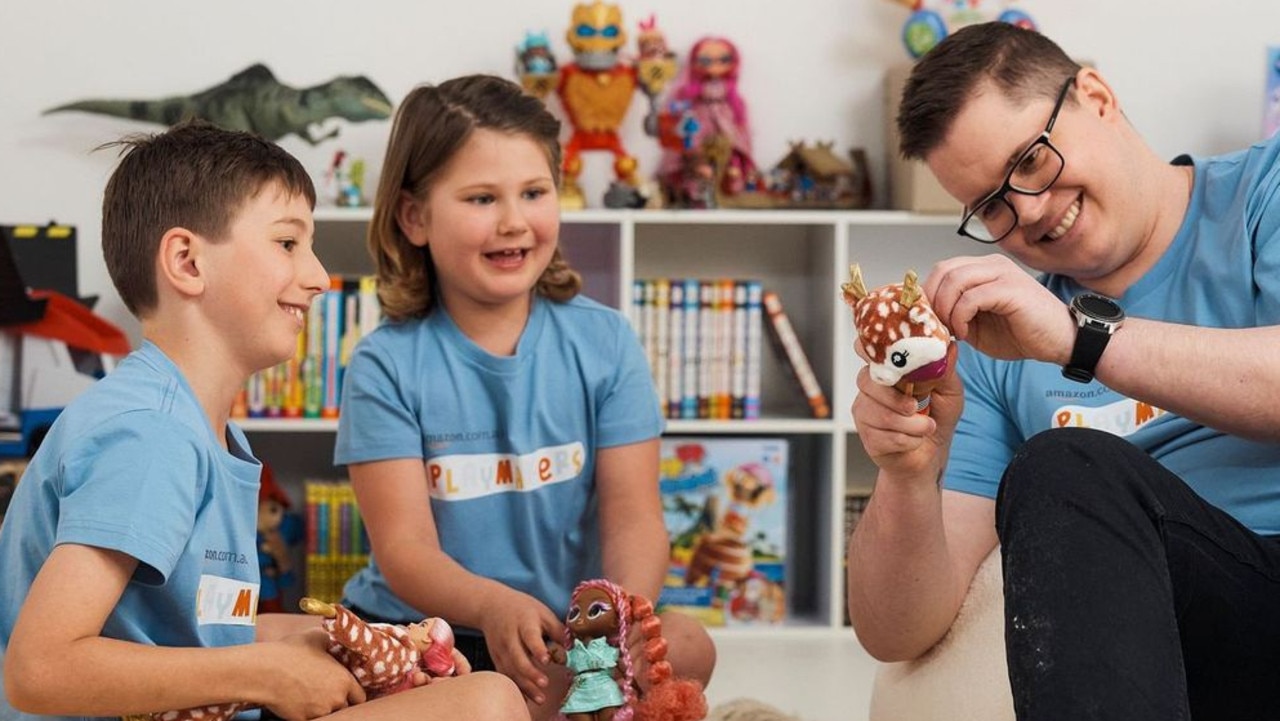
[1247,139,1280,324]
[334,337,423,465]
[57,411,202,584]
[596,314,664,448]
[942,344,1022,499]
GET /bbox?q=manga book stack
[304,480,370,603]
[631,278,829,420]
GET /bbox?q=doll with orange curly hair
[555,578,707,721]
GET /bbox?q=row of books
[631,278,830,420]
[231,275,381,421]
[304,480,371,603]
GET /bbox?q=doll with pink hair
[555,578,706,721]
[665,36,758,195]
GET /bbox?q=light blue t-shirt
[334,294,663,620]
[945,134,1280,534]
[0,342,263,721]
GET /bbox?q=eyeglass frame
[956,76,1077,244]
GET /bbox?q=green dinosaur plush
[44,63,393,146]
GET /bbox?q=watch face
[1075,293,1124,322]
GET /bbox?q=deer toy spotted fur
[123,599,457,721]
[841,264,953,412]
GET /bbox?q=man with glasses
[847,22,1280,721]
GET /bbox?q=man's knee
[997,428,1144,527]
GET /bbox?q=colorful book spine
[653,278,671,419]
[698,281,715,419]
[762,290,831,419]
[321,275,344,419]
[730,280,749,419]
[681,278,700,419]
[667,280,685,420]
[744,280,764,420]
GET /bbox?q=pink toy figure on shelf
[126,599,459,721]
[554,578,706,721]
[664,36,758,195]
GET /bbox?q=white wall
[3,0,1279,338]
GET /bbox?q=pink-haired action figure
[663,36,759,196]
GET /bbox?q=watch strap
[1062,322,1111,383]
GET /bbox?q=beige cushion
[868,547,1013,721]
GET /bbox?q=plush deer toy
[127,599,457,721]
[841,264,953,413]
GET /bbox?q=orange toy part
[14,290,129,356]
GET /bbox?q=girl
[334,74,715,721]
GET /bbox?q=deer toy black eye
[891,350,910,368]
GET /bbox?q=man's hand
[925,255,1075,366]
[852,340,962,485]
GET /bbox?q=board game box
[657,437,788,626]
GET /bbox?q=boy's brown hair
[897,22,1082,160]
[100,118,316,317]
[367,74,581,322]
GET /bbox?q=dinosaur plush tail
[43,97,198,127]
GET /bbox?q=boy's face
[400,128,560,318]
[201,182,327,375]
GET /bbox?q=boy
[0,119,525,720]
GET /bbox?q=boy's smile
[202,182,327,375]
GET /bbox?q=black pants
[996,428,1280,721]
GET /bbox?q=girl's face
[693,39,736,80]
[398,128,560,317]
[567,587,620,641]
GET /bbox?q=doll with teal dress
[556,578,707,721]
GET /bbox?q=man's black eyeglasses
[957,76,1075,244]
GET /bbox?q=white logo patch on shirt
[195,574,259,626]
[426,441,585,501]
[1051,397,1168,437]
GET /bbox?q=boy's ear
[1074,67,1119,121]
[396,190,430,248]
[156,227,206,298]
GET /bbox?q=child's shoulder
[550,294,628,326]
[47,345,214,452]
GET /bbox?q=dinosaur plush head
[320,76,393,121]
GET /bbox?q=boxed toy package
[657,437,789,626]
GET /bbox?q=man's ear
[396,190,430,248]
[157,227,205,299]
[1074,67,1120,121]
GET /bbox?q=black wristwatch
[1062,293,1124,383]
